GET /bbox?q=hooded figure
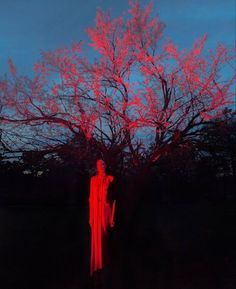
[89,159,116,276]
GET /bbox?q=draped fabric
[89,174,114,276]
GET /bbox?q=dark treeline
[0,113,235,207]
[0,113,235,289]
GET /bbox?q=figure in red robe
[89,159,116,276]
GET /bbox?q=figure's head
[96,159,106,175]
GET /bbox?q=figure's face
[96,159,106,174]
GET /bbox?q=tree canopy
[0,1,235,172]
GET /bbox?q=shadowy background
[0,116,235,289]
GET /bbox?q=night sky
[0,0,235,76]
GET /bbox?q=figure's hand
[109,175,114,183]
[110,221,115,228]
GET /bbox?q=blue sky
[0,0,235,75]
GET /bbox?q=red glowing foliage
[0,1,235,164]
[8,58,17,76]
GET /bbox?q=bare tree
[0,1,235,171]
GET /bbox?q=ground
[0,200,235,289]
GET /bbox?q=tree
[195,109,236,179]
[0,1,235,173]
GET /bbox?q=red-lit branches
[0,1,235,166]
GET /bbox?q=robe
[89,174,114,276]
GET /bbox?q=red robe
[89,174,114,276]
